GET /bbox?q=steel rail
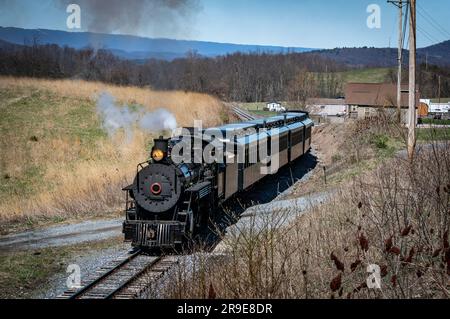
[104,256,162,299]
[67,249,142,299]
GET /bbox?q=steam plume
[96,92,177,139]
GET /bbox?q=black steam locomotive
[122,112,313,251]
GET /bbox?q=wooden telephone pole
[407,0,416,161]
[388,0,406,123]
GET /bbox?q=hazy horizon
[0,0,449,49]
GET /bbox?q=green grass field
[238,102,280,117]
[337,67,393,84]
[417,128,450,141]
[430,98,450,103]
[420,118,450,125]
[239,101,307,117]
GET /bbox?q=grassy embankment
[0,77,226,233]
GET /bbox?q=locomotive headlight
[151,148,165,162]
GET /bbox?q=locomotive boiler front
[131,137,199,214]
[132,163,182,213]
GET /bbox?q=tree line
[1,41,448,102]
[0,42,346,102]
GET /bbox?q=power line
[416,2,450,39]
[419,12,447,42]
[403,1,409,50]
[417,10,449,39]
[417,24,442,45]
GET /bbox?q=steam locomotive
[122,111,313,251]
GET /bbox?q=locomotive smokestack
[154,136,169,153]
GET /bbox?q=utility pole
[407,0,416,161]
[438,75,441,104]
[388,0,406,124]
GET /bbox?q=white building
[266,101,286,112]
[306,98,349,117]
[420,99,450,114]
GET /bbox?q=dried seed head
[350,259,361,272]
[359,234,369,252]
[380,265,388,277]
[330,273,342,292]
[391,275,397,287]
[401,225,412,237]
[208,283,217,299]
[443,231,449,249]
[389,246,401,255]
[331,252,345,272]
[401,247,415,266]
[385,236,393,252]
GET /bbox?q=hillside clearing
[337,67,393,84]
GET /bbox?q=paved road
[0,218,122,252]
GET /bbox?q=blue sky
[0,0,449,49]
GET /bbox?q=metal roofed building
[345,83,420,124]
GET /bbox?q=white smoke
[139,109,178,132]
[96,92,177,139]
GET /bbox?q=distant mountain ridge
[314,42,450,67]
[0,27,448,67]
[0,27,315,61]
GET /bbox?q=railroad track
[58,251,178,299]
[232,106,257,121]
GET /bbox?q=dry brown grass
[0,76,226,230]
[0,76,224,128]
[162,119,449,299]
